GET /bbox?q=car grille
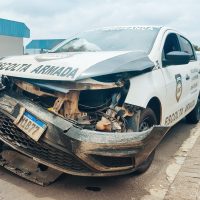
[0,112,90,173]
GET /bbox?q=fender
[125,67,166,113]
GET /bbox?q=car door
[178,35,200,112]
[160,32,191,126]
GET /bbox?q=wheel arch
[147,97,162,124]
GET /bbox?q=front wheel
[134,108,157,174]
[186,96,200,124]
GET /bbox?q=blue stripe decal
[24,111,46,128]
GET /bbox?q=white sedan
[0,26,199,184]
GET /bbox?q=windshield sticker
[103,27,154,31]
[88,26,156,32]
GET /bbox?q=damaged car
[0,26,199,185]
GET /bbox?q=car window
[179,36,195,60]
[162,33,181,60]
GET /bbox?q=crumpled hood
[0,51,154,81]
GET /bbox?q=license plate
[16,111,47,141]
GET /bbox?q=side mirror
[163,51,191,66]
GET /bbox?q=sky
[0,0,200,45]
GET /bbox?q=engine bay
[3,77,140,132]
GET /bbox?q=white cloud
[0,0,200,44]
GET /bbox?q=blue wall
[0,18,30,38]
[26,39,65,50]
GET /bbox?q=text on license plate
[16,111,47,141]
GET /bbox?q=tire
[186,97,200,124]
[134,108,157,174]
[138,108,157,132]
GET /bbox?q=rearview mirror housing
[163,51,191,66]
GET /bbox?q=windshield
[53,27,160,53]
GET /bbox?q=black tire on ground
[134,108,157,174]
[186,97,200,124]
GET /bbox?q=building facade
[0,18,30,57]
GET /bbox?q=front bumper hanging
[0,93,169,179]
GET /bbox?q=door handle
[186,74,190,80]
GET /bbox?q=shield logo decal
[175,74,182,102]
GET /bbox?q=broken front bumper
[0,93,169,176]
